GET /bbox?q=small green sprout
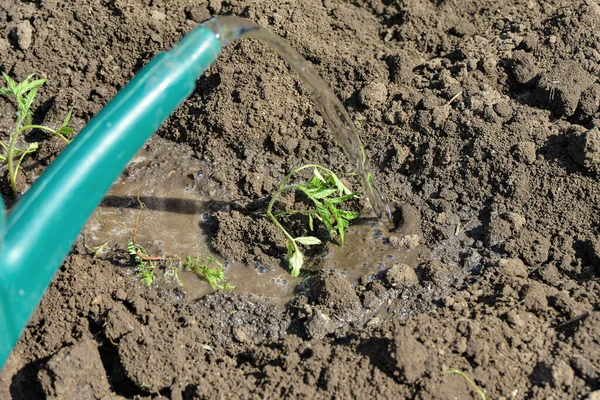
[267,164,359,277]
[184,255,235,290]
[442,369,487,400]
[127,240,157,286]
[0,73,74,197]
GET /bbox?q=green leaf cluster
[294,168,359,244]
[184,256,235,291]
[267,165,359,277]
[0,73,74,196]
[127,240,157,286]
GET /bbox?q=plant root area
[1,1,600,399]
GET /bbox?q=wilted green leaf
[289,249,303,277]
[295,236,321,246]
[313,168,325,182]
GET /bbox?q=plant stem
[7,114,26,197]
[266,186,297,245]
[19,124,70,143]
[273,209,315,217]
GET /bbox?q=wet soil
[1,0,600,398]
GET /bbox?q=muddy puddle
[84,137,424,306]
[316,218,424,286]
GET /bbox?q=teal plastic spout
[0,25,221,367]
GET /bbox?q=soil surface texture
[1,0,600,399]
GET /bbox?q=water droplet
[368,274,376,281]
[197,171,204,178]
[377,263,384,270]
[224,261,231,268]
[363,263,368,268]
[374,230,383,238]
[202,213,210,220]
[387,254,393,260]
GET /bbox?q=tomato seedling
[267,164,359,276]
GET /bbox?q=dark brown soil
[1,0,600,398]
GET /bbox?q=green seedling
[442,369,487,400]
[267,164,359,277]
[127,240,158,286]
[184,255,235,290]
[0,73,74,197]
[129,198,231,289]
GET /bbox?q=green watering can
[0,23,222,367]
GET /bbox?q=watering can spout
[0,26,221,368]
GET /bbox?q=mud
[1,0,600,399]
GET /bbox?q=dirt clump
[385,264,419,287]
[535,60,595,117]
[570,127,600,174]
[37,339,111,400]
[311,271,361,316]
[392,325,430,384]
[212,210,285,270]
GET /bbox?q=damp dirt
[83,137,424,307]
[82,136,306,305]
[1,0,600,399]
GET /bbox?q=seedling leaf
[20,78,46,94]
[2,73,17,93]
[331,174,352,196]
[289,249,303,277]
[295,236,321,246]
[326,193,359,204]
[184,256,235,290]
[57,126,74,135]
[308,187,337,199]
[313,168,325,182]
[60,109,73,129]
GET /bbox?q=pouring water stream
[206,16,394,225]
